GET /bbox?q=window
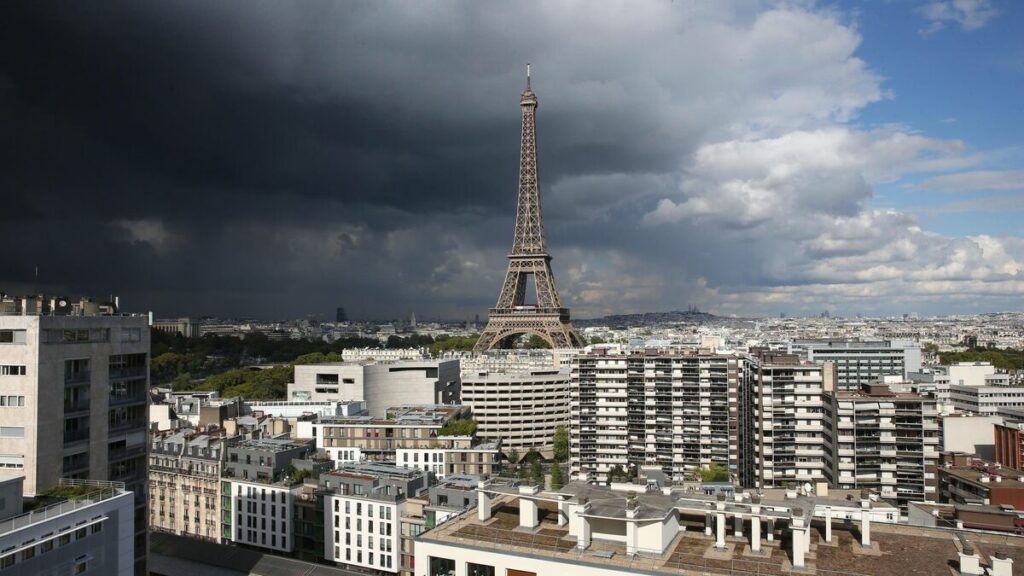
[0,366,25,376]
[0,428,24,438]
[0,330,26,344]
[0,397,24,407]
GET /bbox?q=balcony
[63,428,90,444]
[65,371,91,385]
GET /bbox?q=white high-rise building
[569,347,746,484]
[745,353,834,489]
[827,383,940,510]
[0,312,149,575]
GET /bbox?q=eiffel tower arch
[475,67,584,352]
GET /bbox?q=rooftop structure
[416,480,1021,576]
[0,478,135,576]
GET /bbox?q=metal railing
[0,479,123,535]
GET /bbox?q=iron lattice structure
[475,70,584,351]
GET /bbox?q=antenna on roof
[526,63,531,89]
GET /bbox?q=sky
[1,0,1022,320]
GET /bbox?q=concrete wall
[942,416,1002,461]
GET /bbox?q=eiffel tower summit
[474,66,585,352]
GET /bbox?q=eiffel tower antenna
[474,69,583,352]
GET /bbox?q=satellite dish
[58,300,67,307]
[803,482,812,495]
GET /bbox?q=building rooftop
[942,465,1024,489]
[1,479,126,537]
[423,488,1024,576]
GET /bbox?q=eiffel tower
[474,66,584,352]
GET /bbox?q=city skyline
[2,1,1022,320]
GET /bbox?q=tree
[552,426,569,463]
[525,334,551,349]
[438,419,477,436]
[549,462,564,490]
[700,462,731,483]
[507,448,521,467]
[590,336,606,345]
[523,448,542,464]
[531,459,544,486]
[608,464,625,483]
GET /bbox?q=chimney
[990,552,1014,576]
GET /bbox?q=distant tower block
[475,66,584,352]
[410,312,417,328]
[335,307,348,323]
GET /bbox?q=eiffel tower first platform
[474,67,585,352]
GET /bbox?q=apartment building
[396,436,501,479]
[0,311,149,575]
[322,463,427,574]
[827,383,940,510]
[399,474,478,576]
[790,339,918,392]
[460,367,570,451]
[149,430,238,541]
[0,477,135,576]
[746,352,834,489]
[302,405,471,464]
[287,360,461,417]
[220,439,317,553]
[570,348,746,484]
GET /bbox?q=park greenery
[151,328,481,400]
[939,347,1024,371]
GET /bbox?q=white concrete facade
[287,360,460,417]
[226,480,298,553]
[570,350,743,483]
[460,368,569,450]
[325,494,401,573]
[0,479,135,576]
[751,358,834,488]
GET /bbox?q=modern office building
[827,383,940,510]
[789,339,918,392]
[569,348,746,484]
[0,476,135,576]
[948,382,1024,416]
[460,367,570,451]
[149,430,238,542]
[745,352,834,489]
[287,360,461,417]
[0,311,150,574]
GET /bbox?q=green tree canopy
[531,459,544,486]
[700,463,731,483]
[552,426,569,463]
[550,462,564,490]
[438,419,478,437]
[525,334,551,349]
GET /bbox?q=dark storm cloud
[3,2,1012,319]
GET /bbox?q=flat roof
[422,497,1024,576]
